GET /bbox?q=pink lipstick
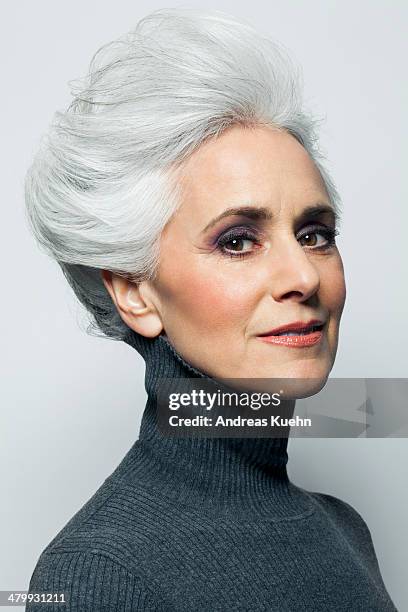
[257,319,325,348]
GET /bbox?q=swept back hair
[24,7,341,341]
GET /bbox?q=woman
[24,8,397,611]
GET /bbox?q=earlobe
[101,271,164,338]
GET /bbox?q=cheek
[320,254,346,317]
[157,259,262,331]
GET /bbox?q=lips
[257,319,325,348]
[258,319,325,337]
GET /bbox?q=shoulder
[305,490,376,545]
[307,490,368,524]
[26,480,168,610]
[38,475,163,562]
[26,547,162,611]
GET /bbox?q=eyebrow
[201,203,338,233]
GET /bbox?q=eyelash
[216,225,339,259]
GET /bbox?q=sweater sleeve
[25,550,162,611]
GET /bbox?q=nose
[268,236,320,303]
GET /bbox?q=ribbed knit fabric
[26,329,398,611]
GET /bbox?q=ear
[101,270,163,338]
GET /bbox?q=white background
[1,1,407,610]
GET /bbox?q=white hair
[24,7,341,341]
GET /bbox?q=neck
[121,329,302,518]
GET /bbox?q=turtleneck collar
[119,328,310,519]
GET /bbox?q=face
[147,125,346,391]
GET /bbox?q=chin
[277,358,332,399]
[235,357,332,398]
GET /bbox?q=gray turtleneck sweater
[25,330,397,611]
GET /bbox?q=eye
[298,226,338,249]
[217,228,260,258]
[222,236,255,253]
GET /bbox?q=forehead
[175,125,330,221]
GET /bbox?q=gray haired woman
[24,8,397,611]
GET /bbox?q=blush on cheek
[161,265,257,333]
[184,277,251,328]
